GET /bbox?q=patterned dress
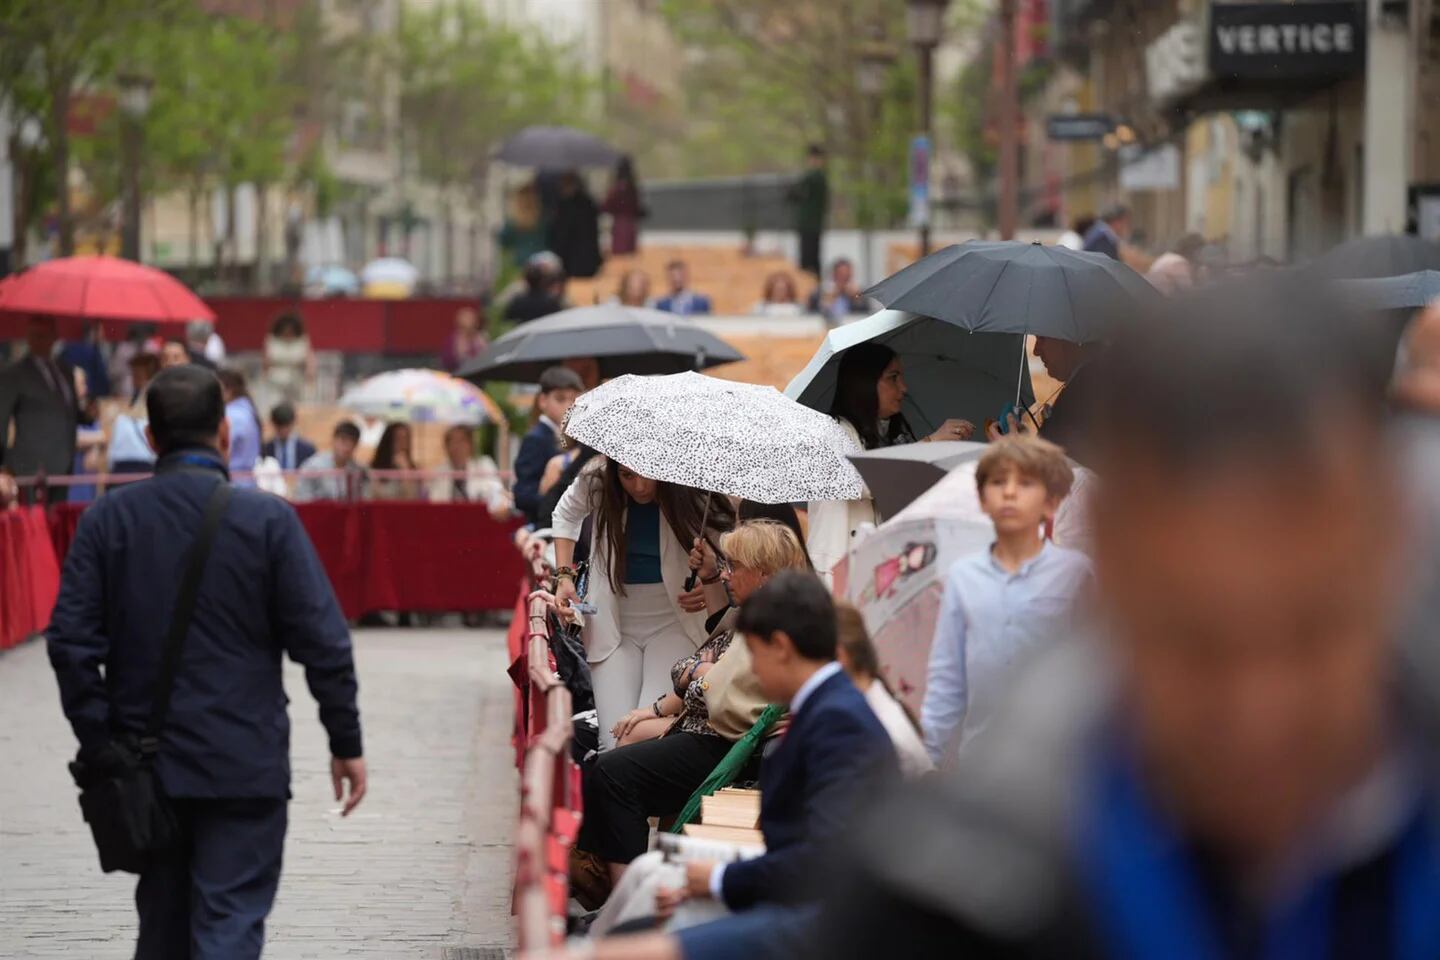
[668,628,736,736]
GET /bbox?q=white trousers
[590,583,695,750]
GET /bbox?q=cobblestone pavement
[0,627,518,959]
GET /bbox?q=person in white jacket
[807,342,975,583]
[551,457,734,748]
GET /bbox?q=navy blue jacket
[260,435,317,472]
[513,421,559,523]
[47,448,362,799]
[720,669,897,910]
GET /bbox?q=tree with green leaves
[396,3,593,282]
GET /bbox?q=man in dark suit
[0,315,79,503]
[513,365,584,524]
[260,400,316,471]
[47,365,366,959]
[662,570,896,914]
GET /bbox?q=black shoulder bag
[69,482,232,874]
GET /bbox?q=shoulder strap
[141,481,233,756]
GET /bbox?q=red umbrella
[0,255,214,323]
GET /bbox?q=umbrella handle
[685,492,713,591]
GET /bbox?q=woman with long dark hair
[370,421,420,500]
[217,368,262,486]
[551,457,734,749]
[809,342,975,579]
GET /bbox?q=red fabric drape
[1,507,62,650]
[38,502,525,632]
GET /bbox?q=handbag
[68,482,232,874]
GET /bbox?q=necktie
[452,477,468,502]
[35,357,69,404]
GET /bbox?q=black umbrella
[1339,270,1440,311]
[848,441,987,521]
[458,304,745,383]
[863,241,1156,344]
[495,125,621,169]
[1314,234,1440,279]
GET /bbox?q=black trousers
[799,230,822,278]
[579,731,735,864]
[134,797,288,960]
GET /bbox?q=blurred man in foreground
[809,278,1440,958]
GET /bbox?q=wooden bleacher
[566,246,813,317]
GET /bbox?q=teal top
[625,500,664,584]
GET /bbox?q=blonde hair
[975,434,1075,499]
[718,519,808,575]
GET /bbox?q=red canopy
[0,256,214,324]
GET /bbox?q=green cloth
[792,169,829,233]
[668,703,786,832]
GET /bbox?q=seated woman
[834,602,932,779]
[612,501,810,748]
[808,343,975,583]
[577,520,811,888]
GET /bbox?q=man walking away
[789,146,829,279]
[47,365,366,960]
[1081,204,1130,261]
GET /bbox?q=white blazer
[806,418,878,585]
[551,465,710,664]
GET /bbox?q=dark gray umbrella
[848,441,987,521]
[495,125,621,169]
[1340,270,1440,311]
[863,241,1156,344]
[1314,234,1440,279]
[458,304,744,383]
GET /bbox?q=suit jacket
[654,291,713,316]
[720,669,897,910]
[47,448,362,798]
[261,435,317,472]
[0,354,79,476]
[513,421,559,522]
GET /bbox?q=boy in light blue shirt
[921,435,1091,765]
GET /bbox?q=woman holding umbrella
[551,458,734,750]
[808,343,975,581]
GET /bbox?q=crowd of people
[502,270,1440,960]
[11,212,1440,960]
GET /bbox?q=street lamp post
[117,72,153,262]
[908,0,949,257]
[997,0,1019,240]
[857,30,896,286]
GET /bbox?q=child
[662,571,896,916]
[920,435,1091,766]
[834,602,933,779]
[512,365,584,523]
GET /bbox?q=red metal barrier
[511,549,582,951]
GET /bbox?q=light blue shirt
[921,541,1092,764]
[225,398,262,484]
[107,412,155,467]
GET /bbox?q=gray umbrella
[1339,270,1440,310]
[1314,234,1440,280]
[786,309,1033,440]
[458,304,744,383]
[848,441,987,521]
[495,125,621,169]
[863,240,1156,343]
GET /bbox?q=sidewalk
[0,627,517,959]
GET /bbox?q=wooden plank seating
[700,788,761,830]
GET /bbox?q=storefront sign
[1046,114,1115,141]
[1119,145,1181,192]
[1210,1,1366,79]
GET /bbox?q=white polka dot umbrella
[561,371,865,504]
